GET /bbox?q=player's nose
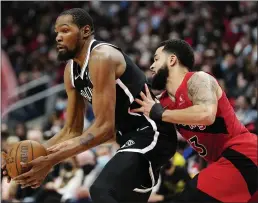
[150,63,155,71]
[56,33,62,43]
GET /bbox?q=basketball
[6,140,47,178]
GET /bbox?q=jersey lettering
[180,124,206,131]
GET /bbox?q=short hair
[59,8,94,34]
[157,39,195,71]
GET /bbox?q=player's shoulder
[188,71,218,86]
[64,60,73,74]
[90,44,121,61]
[191,71,216,80]
[89,44,125,70]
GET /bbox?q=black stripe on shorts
[222,148,258,196]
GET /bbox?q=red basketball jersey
[159,72,249,163]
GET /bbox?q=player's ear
[168,54,177,67]
[82,25,91,39]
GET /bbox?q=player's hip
[196,147,257,202]
[223,132,257,165]
[116,127,177,167]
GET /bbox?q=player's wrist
[149,103,165,122]
[47,153,61,166]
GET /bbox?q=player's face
[150,46,169,90]
[55,15,81,61]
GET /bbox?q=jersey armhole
[70,60,75,88]
[88,42,119,84]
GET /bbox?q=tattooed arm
[47,47,116,164]
[162,72,219,125]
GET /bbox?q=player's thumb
[1,152,7,167]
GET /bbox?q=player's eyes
[62,29,69,33]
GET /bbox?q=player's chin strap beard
[151,63,169,90]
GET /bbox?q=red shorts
[197,133,257,202]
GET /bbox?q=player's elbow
[98,121,115,140]
[202,111,216,126]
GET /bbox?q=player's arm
[162,72,218,125]
[43,61,85,149]
[47,49,116,164]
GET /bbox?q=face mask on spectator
[56,100,66,111]
[231,25,240,34]
[97,155,110,168]
[221,61,229,71]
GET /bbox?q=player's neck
[73,36,94,68]
[166,68,188,96]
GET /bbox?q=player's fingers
[131,107,144,113]
[145,84,152,99]
[1,164,5,169]
[2,151,7,157]
[1,152,7,168]
[13,171,31,181]
[47,147,59,153]
[31,183,41,189]
[21,179,38,188]
[3,170,7,175]
[140,92,148,101]
[17,175,34,186]
[47,144,61,152]
[135,98,144,106]
[47,145,57,151]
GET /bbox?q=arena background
[1,1,257,203]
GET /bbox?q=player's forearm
[43,127,81,149]
[162,104,215,125]
[47,124,114,165]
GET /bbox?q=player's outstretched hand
[131,84,156,117]
[13,156,53,189]
[1,151,11,183]
[47,139,74,154]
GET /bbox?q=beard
[57,48,78,61]
[151,64,169,90]
[57,35,80,61]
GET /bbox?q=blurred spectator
[1,50,18,118]
[14,122,27,141]
[149,152,191,202]
[235,96,257,126]
[34,158,84,203]
[1,123,9,152]
[27,129,44,143]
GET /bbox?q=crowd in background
[1,1,257,203]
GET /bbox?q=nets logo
[81,87,93,102]
[121,140,135,148]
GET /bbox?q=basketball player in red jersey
[132,39,258,202]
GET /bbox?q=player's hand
[1,151,11,183]
[131,84,156,117]
[148,193,164,202]
[47,139,74,154]
[13,156,53,189]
